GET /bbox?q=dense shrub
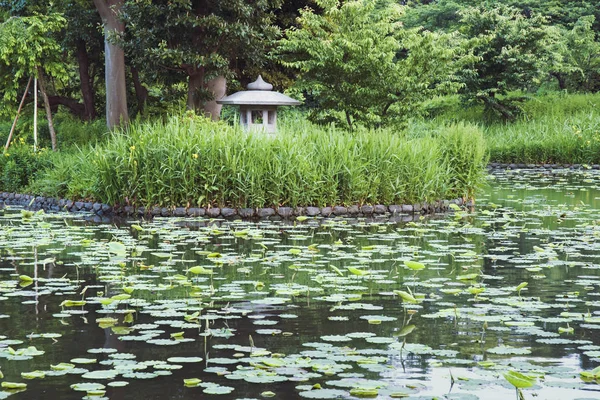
[0,144,53,192]
[0,112,108,151]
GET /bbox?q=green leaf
[347,267,369,276]
[2,382,27,389]
[108,242,126,256]
[394,290,418,304]
[503,370,536,389]
[188,266,212,275]
[396,324,416,337]
[516,282,528,292]
[349,388,378,397]
[59,300,86,307]
[404,260,425,271]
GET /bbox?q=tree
[63,0,103,121]
[457,5,558,120]
[0,13,67,150]
[94,0,129,129]
[403,0,600,33]
[277,0,471,129]
[2,1,105,122]
[552,16,600,92]
[120,0,282,120]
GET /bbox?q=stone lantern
[217,76,301,133]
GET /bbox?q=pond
[1,168,600,400]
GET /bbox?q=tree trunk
[550,71,566,91]
[93,0,129,130]
[37,67,57,151]
[203,75,226,121]
[345,110,353,130]
[76,39,96,121]
[131,66,148,115]
[187,71,204,112]
[479,94,516,122]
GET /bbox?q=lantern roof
[217,75,301,106]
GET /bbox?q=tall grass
[485,112,600,164]
[31,116,488,208]
[413,92,600,164]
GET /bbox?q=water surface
[1,168,600,400]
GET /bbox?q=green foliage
[0,145,53,192]
[402,0,463,31]
[0,112,107,150]
[0,13,67,113]
[30,115,488,207]
[439,122,489,199]
[51,114,108,147]
[27,149,97,199]
[120,0,281,110]
[404,0,600,32]
[277,0,471,129]
[412,92,600,164]
[553,16,600,92]
[486,111,600,164]
[457,5,558,121]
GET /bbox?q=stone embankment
[0,192,471,219]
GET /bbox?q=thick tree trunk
[93,0,129,130]
[203,75,226,121]
[131,66,148,115]
[187,71,204,112]
[75,39,96,121]
[37,67,57,151]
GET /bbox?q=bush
[31,115,488,207]
[440,122,489,199]
[0,145,54,192]
[0,112,108,151]
[27,149,98,200]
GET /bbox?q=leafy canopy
[555,16,600,91]
[120,0,281,99]
[277,0,471,129]
[0,13,67,111]
[457,5,558,120]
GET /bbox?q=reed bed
[34,116,488,208]
[485,111,600,164]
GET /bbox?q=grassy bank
[29,116,487,208]
[414,92,600,164]
[485,111,600,164]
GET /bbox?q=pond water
[1,169,600,400]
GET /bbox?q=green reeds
[486,111,600,164]
[31,115,488,208]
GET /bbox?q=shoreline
[0,191,470,219]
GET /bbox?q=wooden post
[5,76,32,151]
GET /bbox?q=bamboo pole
[33,77,37,152]
[4,76,33,151]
